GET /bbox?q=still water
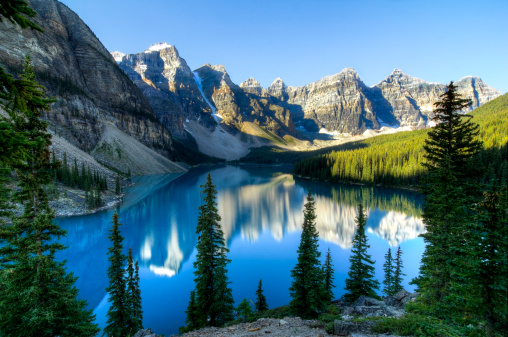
[56,165,425,335]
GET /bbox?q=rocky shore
[135,290,417,337]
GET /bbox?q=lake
[56,164,425,335]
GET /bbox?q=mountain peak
[271,77,285,86]
[341,67,357,74]
[240,77,261,88]
[111,51,125,63]
[144,42,173,53]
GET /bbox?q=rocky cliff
[0,0,182,173]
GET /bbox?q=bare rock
[133,328,161,337]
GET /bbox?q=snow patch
[319,128,342,136]
[110,51,125,63]
[428,120,437,127]
[193,71,223,122]
[144,42,172,53]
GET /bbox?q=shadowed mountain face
[116,43,501,158]
[0,0,175,162]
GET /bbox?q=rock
[133,328,161,337]
[353,296,383,307]
[334,320,376,336]
[394,289,410,301]
[118,44,216,138]
[279,319,288,325]
[384,290,420,308]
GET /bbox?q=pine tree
[289,190,325,318]
[191,174,234,328]
[342,204,380,302]
[104,211,130,337]
[0,0,43,31]
[471,184,508,334]
[322,248,335,303]
[181,290,200,333]
[95,184,102,207]
[0,55,98,337]
[382,248,394,296]
[255,279,269,312]
[115,175,121,195]
[236,298,253,322]
[392,246,405,294]
[126,247,137,335]
[132,260,143,330]
[414,82,483,318]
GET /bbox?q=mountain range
[0,0,501,167]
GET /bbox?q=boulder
[133,328,161,337]
[334,320,375,336]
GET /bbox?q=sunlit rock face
[373,69,502,129]
[118,44,215,138]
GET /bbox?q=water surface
[56,165,425,335]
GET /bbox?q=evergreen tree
[132,260,143,330]
[0,0,43,31]
[471,184,508,334]
[0,55,98,337]
[115,175,121,195]
[382,248,394,296]
[289,190,325,318]
[254,279,269,312]
[126,247,137,335]
[181,290,200,333]
[342,204,380,302]
[236,298,253,322]
[322,248,335,303]
[95,184,102,207]
[392,246,405,294]
[125,249,143,333]
[414,82,483,319]
[191,174,234,328]
[104,211,130,337]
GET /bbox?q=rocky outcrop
[280,68,380,134]
[372,69,502,129]
[0,0,182,172]
[133,328,161,337]
[332,290,419,336]
[118,44,215,138]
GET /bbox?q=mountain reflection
[57,165,424,309]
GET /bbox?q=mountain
[116,43,500,160]
[0,0,184,174]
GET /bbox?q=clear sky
[58,0,507,93]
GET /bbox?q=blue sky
[59,0,507,93]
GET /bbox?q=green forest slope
[292,93,508,187]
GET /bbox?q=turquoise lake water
[55,165,425,335]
